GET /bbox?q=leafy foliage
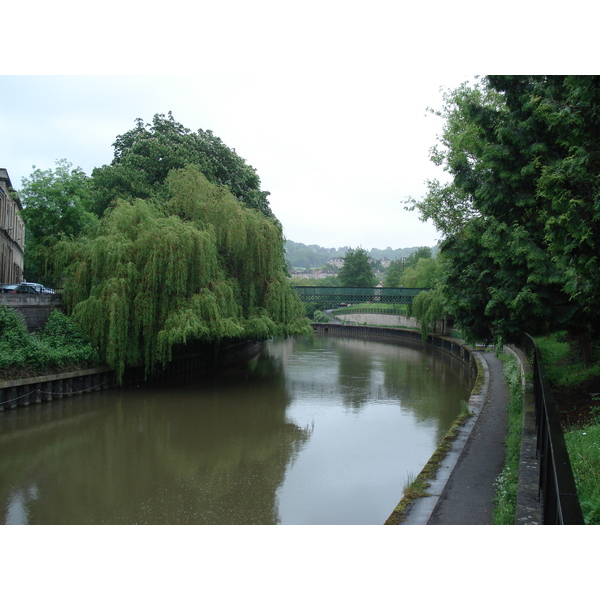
[19,159,98,283]
[384,259,404,287]
[407,76,600,354]
[400,256,441,288]
[55,166,311,382]
[385,247,435,288]
[91,112,273,218]
[338,247,376,287]
[0,307,99,378]
[412,289,445,339]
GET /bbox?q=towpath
[403,351,510,525]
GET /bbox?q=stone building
[0,168,25,283]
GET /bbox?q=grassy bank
[536,333,600,524]
[492,334,600,524]
[563,419,600,524]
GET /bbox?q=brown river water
[0,334,473,525]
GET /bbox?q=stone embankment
[332,310,448,334]
[0,293,64,330]
[0,340,264,412]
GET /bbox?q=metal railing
[332,307,408,317]
[520,334,584,524]
[295,286,429,304]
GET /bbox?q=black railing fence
[520,334,584,524]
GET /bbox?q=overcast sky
[0,0,592,249]
[2,3,587,254]
[3,1,566,253]
[1,72,469,251]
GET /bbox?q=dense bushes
[0,307,100,379]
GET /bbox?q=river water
[0,334,473,525]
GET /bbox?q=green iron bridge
[294,286,430,304]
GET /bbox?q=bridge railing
[294,286,429,304]
[333,306,408,317]
[519,334,584,524]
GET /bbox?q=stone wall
[333,311,448,334]
[0,294,64,330]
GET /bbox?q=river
[0,333,473,525]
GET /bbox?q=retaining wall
[0,339,264,412]
[504,344,542,524]
[332,311,448,334]
[312,322,477,378]
[0,294,64,330]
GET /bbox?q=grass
[535,332,600,387]
[492,352,524,524]
[535,332,600,524]
[401,472,429,502]
[564,418,600,524]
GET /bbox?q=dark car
[15,284,42,294]
[20,282,54,294]
[0,284,19,293]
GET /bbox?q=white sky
[1,72,464,250]
[4,1,582,252]
[2,3,590,252]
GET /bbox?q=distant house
[0,169,25,283]
[327,257,345,269]
[290,269,337,280]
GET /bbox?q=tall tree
[54,166,310,382]
[19,159,97,283]
[404,246,432,270]
[338,247,376,287]
[400,256,440,288]
[406,76,600,356]
[91,112,273,218]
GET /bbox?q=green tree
[91,112,273,218]
[400,256,440,288]
[19,159,97,283]
[412,288,446,339]
[384,259,405,287]
[338,247,376,287]
[54,166,310,382]
[404,246,432,270]
[406,76,600,358]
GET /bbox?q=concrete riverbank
[314,319,541,525]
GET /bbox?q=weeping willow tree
[53,165,311,382]
[412,289,446,340]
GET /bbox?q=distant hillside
[285,240,433,269]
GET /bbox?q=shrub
[0,307,100,379]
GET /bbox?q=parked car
[15,284,42,294]
[0,282,54,294]
[0,284,19,293]
[20,282,54,294]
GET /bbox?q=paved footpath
[403,351,510,525]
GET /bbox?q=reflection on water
[0,335,473,525]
